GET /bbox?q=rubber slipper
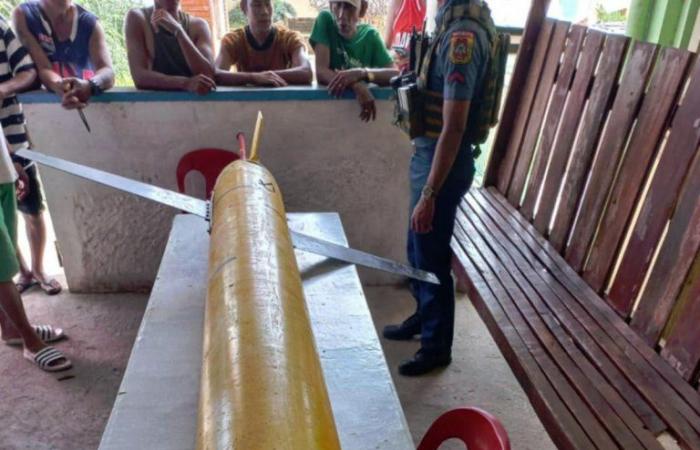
[37,279,62,296]
[16,279,38,294]
[4,325,67,346]
[24,346,72,372]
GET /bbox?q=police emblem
[449,31,475,64]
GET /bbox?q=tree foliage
[0,0,141,86]
[228,0,298,29]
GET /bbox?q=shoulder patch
[449,31,475,65]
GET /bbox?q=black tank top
[143,7,192,77]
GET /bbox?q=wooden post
[483,0,552,188]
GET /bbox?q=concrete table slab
[99,213,413,450]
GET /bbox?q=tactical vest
[394,1,509,145]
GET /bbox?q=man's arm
[426,99,470,192]
[270,46,312,85]
[125,9,194,91]
[175,17,215,78]
[87,22,115,91]
[0,24,37,96]
[313,43,336,86]
[12,7,63,94]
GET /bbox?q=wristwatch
[421,185,437,199]
[89,79,103,96]
[365,70,376,83]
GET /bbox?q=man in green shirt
[310,0,398,121]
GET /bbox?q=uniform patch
[449,31,475,65]
[447,71,466,84]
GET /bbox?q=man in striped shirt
[0,17,62,295]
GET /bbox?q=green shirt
[310,11,392,70]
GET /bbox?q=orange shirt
[220,26,305,73]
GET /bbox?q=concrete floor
[0,280,554,450]
[366,285,556,450]
[0,280,148,450]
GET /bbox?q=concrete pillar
[626,0,652,41]
[674,0,700,48]
[647,0,683,46]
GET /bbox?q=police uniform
[385,0,491,376]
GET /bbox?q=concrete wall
[20,87,410,292]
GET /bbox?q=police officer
[384,0,493,376]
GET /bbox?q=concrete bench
[452,8,700,450]
[99,213,414,450]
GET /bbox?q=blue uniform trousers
[407,143,474,356]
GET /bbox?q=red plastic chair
[417,407,511,450]
[176,148,240,199]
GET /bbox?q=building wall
[20,88,409,292]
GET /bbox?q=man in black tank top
[125,0,215,95]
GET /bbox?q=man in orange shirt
[216,0,312,86]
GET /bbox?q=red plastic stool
[417,407,511,450]
[176,148,240,199]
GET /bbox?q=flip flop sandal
[38,279,62,296]
[16,279,38,294]
[24,346,72,372]
[4,325,66,346]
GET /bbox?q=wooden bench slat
[486,0,554,187]
[482,187,700,421]
[582,47,693,297]
[549,35,629,252]
[456,217,622,449]
[564,41,658,272]
[507,21,570,207]
[496,19,556,195]
[460,198,663,449]
[608,58,700,313]
[468,191,665,435]
[520,25,588,222]
[485,189,700,428]
[661,255,700,383]
[470,189,700,448]
[631,149,700,346]
[451,235,595,450]
[532,30,606,235]
[455,224,607,448]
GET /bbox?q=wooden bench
[451,3,700,449]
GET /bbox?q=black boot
[383,313,421,341]
[398,349,451,376]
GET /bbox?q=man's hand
[151,9,184,36]
[353,83,376,122]
[411,196,435,234]
[61,77,91,110]
[184,74,216,95]
[250,71,288,87]
[13,162,29,201]
[328,69,365,97]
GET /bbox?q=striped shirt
[0,17,35,152]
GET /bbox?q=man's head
[241,0,273,31]
[154,0,181,12]
[329,0,367,39]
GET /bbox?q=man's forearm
[215,69,252,86]
[275,66,313,85]
[133,70,188,91]
[316,67,336,85]
[91,67,115,91]
[40,68,64,94]
[366,68,399,86]
[427,127,464,192]
[176,33,213,77]
[0,69,36,95]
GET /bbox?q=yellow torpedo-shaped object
[196,159,341,450]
